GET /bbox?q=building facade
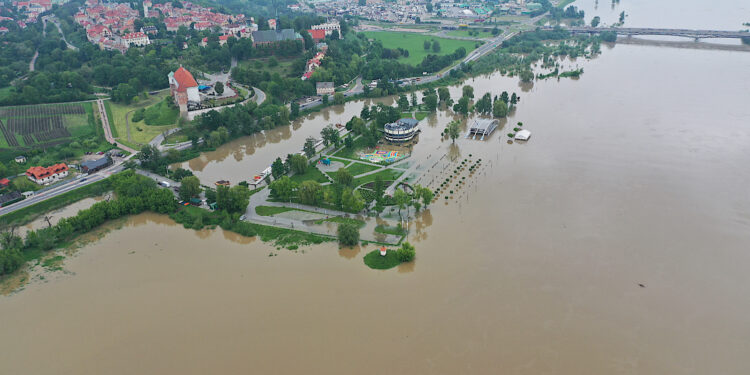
[316,82,334,96]
[384,118,420,142]
[122,31,150,47]
[25,163,69,185]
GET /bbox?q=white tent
[515,129,531,141]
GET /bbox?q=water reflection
[338,244,361,259]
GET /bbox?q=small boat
[215,180,231,187]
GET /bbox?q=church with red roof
[168,66,200,116]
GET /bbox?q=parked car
[158,181,170,188]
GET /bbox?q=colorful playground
[359,150,407,164]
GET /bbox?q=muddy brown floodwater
[3,3,750,374]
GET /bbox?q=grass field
[107,91,175,147]
[345,162,380,176]
[332,137,370,159]
[314,216,366,227]
[353,169,403,187]
[140,98,179,126]
[289,165,330,184]
[362,31,480,66]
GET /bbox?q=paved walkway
[244,187,402,244]
[96,99,137,154]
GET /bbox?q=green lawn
[353,169,403,187]
[289,165,330,184]
[362,31,480,66]
[238,57,297,77]
[363,249,401,270]
[255,205,296,216]
[332,137,370,159]
[140,98,179,126]
[314,216,366,227]
[375,224,406,236]
[345,162,380,176]
[107,91,175,146]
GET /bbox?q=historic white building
[311,21,340,36]
[122,32,150,47]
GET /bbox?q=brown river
[2,1,750,373]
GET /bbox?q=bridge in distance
[544,26,750,39]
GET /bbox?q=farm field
[0,102,95,150]
[362,31,480,65]
[107,91,175,148]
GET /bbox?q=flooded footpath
[3,2,750,372]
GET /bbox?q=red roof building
[308,29,325,41]
[0,178,9,187]
[25,163,69,184]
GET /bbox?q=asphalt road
[0,158,130,217]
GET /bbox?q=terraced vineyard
[0,102,93,149]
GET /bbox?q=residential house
[25,163,69,185]
[268,18,276,30]
[316,82,334,96]
[122,31,150,47]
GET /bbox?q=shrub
[396,242,416,262]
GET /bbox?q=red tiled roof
[308,29,325,41]
[173,66,197,91]
[123,32,147,40]
[0,178,9,186]
[25,163,68,180]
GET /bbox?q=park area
[362,31,479,66]
[0,102,95,150]
[104,91,177,149]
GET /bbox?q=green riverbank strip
[0,178,111,228]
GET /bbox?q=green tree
[179,176,201,201]
[500,91,509,104]
[360,105,370,120]
[619,11,626,23]
[474,92,492,114]
[396,241,416,262]
[446,120,461,143]
[322,94,329,105]
[298,180,323,205]
[410,91,418,108]
[335,167,353,187]
[269,176,297,202]
[423,39,431,50]
[303,137,316,158]
[438,87,450,103]
[397,94,410,112]
[334,92,345,105]
[337,222,360,246]
[591,16,601,27]
[227,185,251,212]
[453,96,470,116]
[519,69,534,82]
[492,99,508,118]
[289,154,308,175]
[510,92,518,107]
[214,81,224,95]
[432,40,441,53]
[417,185,434,208]
[291,101,300,118]
[271,157,286,179]
[423,93,438,112]
[341,188,365,212]
[321,125,340,147]
[462,85,474,99]
[393,188,409,219]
